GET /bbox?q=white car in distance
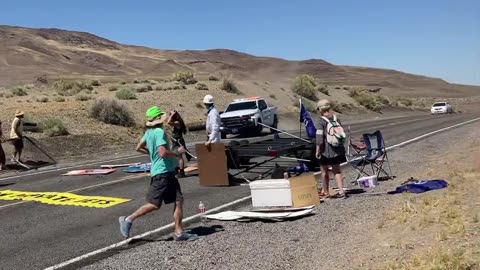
[431,101,453,114]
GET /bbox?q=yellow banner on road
[0,190,130,208]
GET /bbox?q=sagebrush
[42,118,69,137]
[291,75,318,101]
[89,99,136,127]
[116,88,137,100]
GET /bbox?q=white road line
[0,115,440,182]
[43,196,251,270]
[43,116,480,270]
[0,174,147,210]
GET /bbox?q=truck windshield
[225,101,257,112]
[433,102,446,107]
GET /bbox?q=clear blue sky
[1,0,479,85]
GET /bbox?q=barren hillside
[1,25,479,97]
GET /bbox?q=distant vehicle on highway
[431,101,453,114]
[219,97,278,139]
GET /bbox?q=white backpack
[321,115,346,147]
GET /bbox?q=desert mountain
[0,25,478,97]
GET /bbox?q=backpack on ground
[321,115,346,147]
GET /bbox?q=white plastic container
[357,175,378,188]
[249,179,292,207]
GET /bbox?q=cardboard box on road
[289,174,321,207]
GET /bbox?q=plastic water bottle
[198,201,206,223]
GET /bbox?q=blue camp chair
[349,130,394,181]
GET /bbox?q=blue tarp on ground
[388,180,448,194]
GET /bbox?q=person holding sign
[118,106,197,241]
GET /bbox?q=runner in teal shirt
[142,127,177,176]
[118,106,197,242]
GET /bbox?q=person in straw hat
[315,99,348,199]
[118,106,198,241]
[10,110,25,163]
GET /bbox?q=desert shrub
[220,77,240,94]
[172,71,197,85]
[375,95,391,105]
[108,85,118,91]
[0,93,4,98]
[5,94,14,98]
[335,86,341,89]
[318,86,329,96]
[42,118,69,137]
[120,81,126,85]
[269,94,277,99]
[54,80,93,96]
[293,98,316,112]
[135,84,153,93]
[398,97,413,107]
[133,79,141,84]
[208,75,219,81]
[195,82,209,90]
[291,75,318,101]
[36,97,49,103]
[89,99,136,127]
[115,88,137,100]
[195,102,204,109]
[11,86,28,96]
[357,95,381,112]
[155,85,164,91]
[349,89,381,112]
[91,80,102,86]
[54,97,66,102]
[343,86,350,90]
[75,94,92,101]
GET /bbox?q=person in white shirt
[10,110,25,163]
[203,95,221,146]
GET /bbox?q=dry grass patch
[382,247,477,270]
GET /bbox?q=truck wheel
[270,116,278,134]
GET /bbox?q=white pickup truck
[219,97,278,139]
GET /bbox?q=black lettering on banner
[43,194,57,200]
[75,199,92,203]
[51,196,71,202]
[97,200,113,205]
[28,194,46,198]
[0,192,15,197]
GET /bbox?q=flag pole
[299,97,302,138]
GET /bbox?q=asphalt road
[0,113,479,270]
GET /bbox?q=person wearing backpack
[315,99,347,199]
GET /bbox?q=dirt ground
[361,128,480,269]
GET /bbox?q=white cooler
[249,179,292,207]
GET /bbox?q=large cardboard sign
[195,143,229,186]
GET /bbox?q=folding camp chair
[348,130,394,181]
